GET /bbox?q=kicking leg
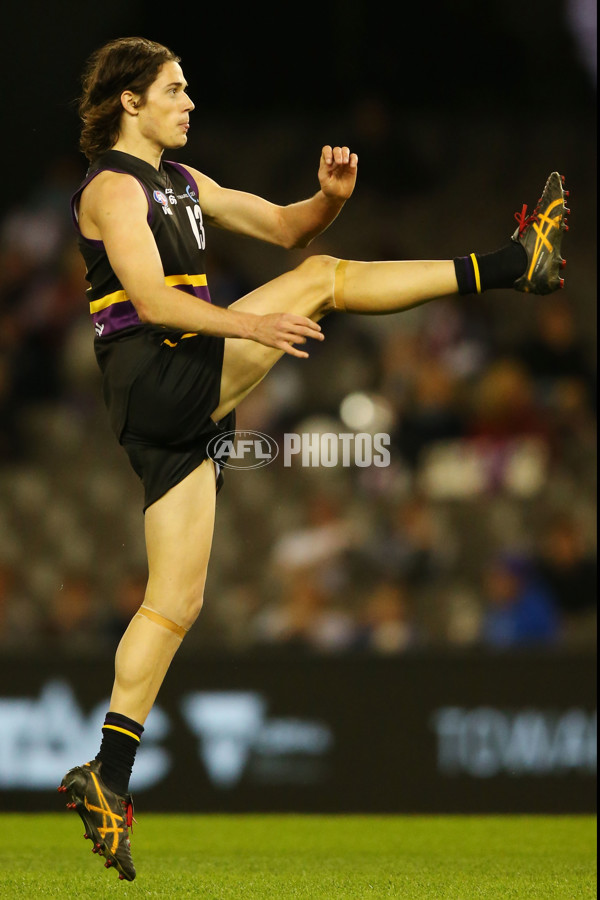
[212,254,459,419]
[213,170,568,420]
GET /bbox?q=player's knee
[150,582,205,633]
[179,588,205,630]
[296,254,339,312]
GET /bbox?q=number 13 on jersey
[186,204,205,249]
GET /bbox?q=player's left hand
[318,145,358,201]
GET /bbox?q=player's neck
[111,136,163,171]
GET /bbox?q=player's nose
[183,92,195,112]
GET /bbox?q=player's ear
[121,90,142,116]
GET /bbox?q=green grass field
[0,814,595,899]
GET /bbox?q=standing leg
[109,458,217,723]
[59,459,217,881]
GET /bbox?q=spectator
[270,491,357,576]
[253,568,357,653]
[534,513,596,645]
[516,296,595,398]
[353,580,417,653]
[421,297,494,379]
[467,358,551,443]
[480,553,561,649]
[361,495,449,587]
[394,359,466,469]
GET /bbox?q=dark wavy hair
[78,37,180,161]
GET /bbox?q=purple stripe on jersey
[93,283,211,337]
[174,283,212,303]
[92,299,142,337]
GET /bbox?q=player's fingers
[322,145,333,166]
[284,324,324,342]
[280,340,309,359]
[333,146,343,166]
[296,326,324,340]
[305,319,323,334]
[285,315,322,331]
[340,146,350,164]
[350,152,358,167]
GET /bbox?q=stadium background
[0,0,596,813]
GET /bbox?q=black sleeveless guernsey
[71,149,211,340]
[71,150,234,510]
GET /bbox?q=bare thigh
[143,458,217,629]
[211,254,338,421]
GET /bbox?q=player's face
[136,61,195,150]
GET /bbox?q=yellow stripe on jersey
[89,274,208,314]
[163,274,207,288]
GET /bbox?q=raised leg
[212,254,458,420]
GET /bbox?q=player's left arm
[184,145,358,250]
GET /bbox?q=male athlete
[58,37,569,881]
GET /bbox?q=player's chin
[166,133,188,149]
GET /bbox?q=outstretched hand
[318,145,358,201]
[250,313,324,359]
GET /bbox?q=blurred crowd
[0,108,596,657]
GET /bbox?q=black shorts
[96,328,235,512]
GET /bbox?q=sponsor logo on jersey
[186,184,199,203]
[153,190,173,215]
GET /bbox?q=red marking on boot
[104,860,113,868]
[559,278,565,288]
[561,259,567,269]
[119,874,125,880]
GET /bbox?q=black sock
[454,242,527,294]
[95,712,144,795]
